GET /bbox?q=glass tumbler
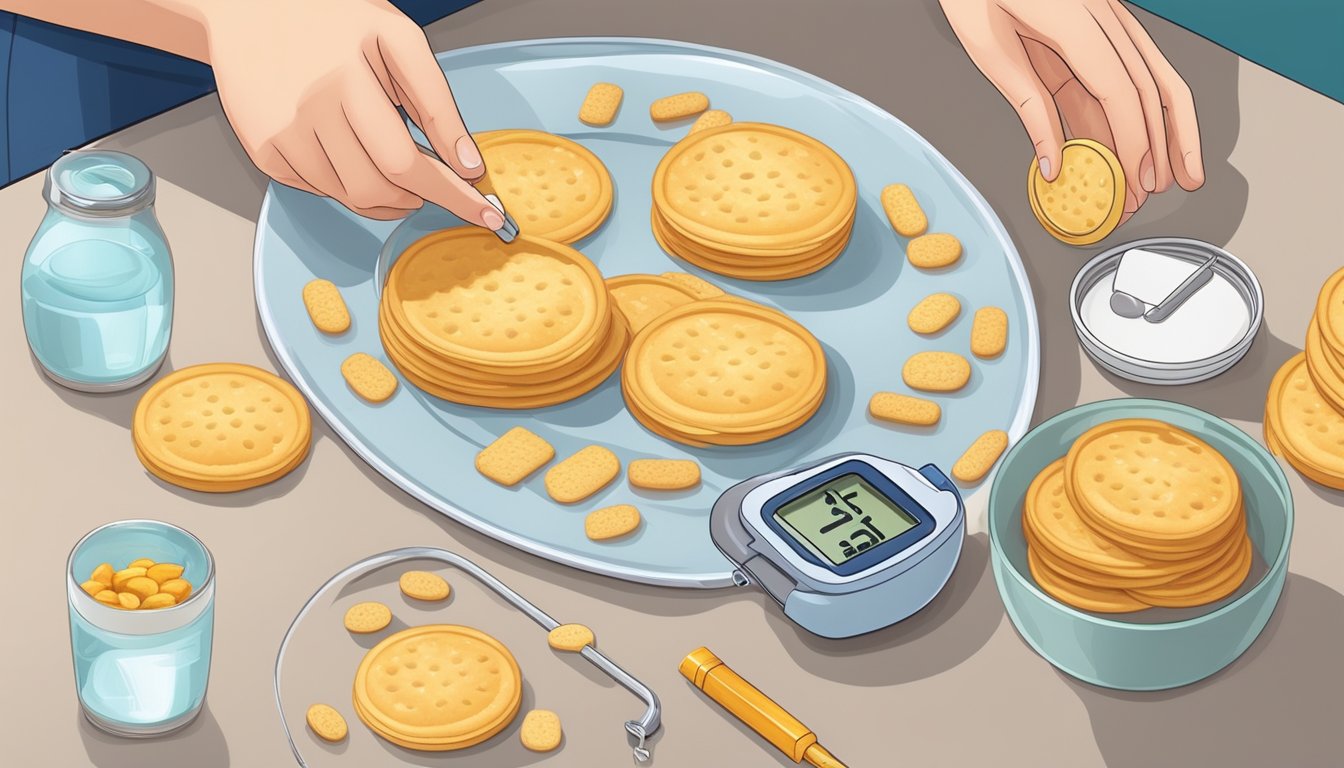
[67,520,215,737]
[22,150,174,392]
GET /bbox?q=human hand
[205,0,502,227]
[939,0,1203,225]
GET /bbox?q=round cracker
[1315,267,1344,355]
[354,625,521,749]
[476,129,612,243]
[1028,139,1125,246]
[1064,418,1241,541]
[1268,353,1344,488]
[1027,550,1149,613]
[399,570,451,601]
[653,122,856,249]
[132,363,312,487]
[344,601,393,634]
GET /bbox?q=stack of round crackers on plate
[475,129,613,244]
[1023,419,1252,613]
[620,298,827,446]
[353,625,522,751]
[132,363,312,492]
[651,122,856,280]
[1265,267,1344,489]
[379,229,630,409]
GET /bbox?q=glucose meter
[710,453,965,638]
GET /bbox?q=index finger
[379,30,485,183]
[345,84,500,230]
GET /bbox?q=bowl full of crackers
[988,398,1292,691]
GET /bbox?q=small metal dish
[1069,237,1263,385]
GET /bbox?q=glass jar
[67,519,215,737]
[22,150,174,391]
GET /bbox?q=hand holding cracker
[940,0,1204,225]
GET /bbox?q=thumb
[1014,85,1065,182]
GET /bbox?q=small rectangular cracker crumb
[303,279,350,334]
[881,184,928,237]
[476,427,555,486]
[650,91,710,122]
[628,458,701,490]
[579,82,623,126]
[341,353,397,402]
[971,306,1009,358]
[545,445,620,503]
[689,109,732,134]
[868,392,941,426]
[952,430,1009,484]
[585,504,641,541]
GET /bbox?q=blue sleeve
[0,1,483,188]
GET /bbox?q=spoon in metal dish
[1110,253,1219,323]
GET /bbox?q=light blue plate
[254,38,1040,587]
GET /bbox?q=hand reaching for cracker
[939,0,1204,225]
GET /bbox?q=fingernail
[456,136,483,170]
[1140,152,1155,193]
[1039,156,1052,180]
[482,208,504,231]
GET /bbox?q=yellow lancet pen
[680,647,847,768]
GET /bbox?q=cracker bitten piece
[302,279,351,334]
[547,623,595,652]
[650,91,710,121]
[476,427,556,486]
[902,351,972,392]
[341,352,398,402]
[520,709,563,752]
[545,445,621,503]
[907,293,961,335]
[971,306,1009,358]
[907,233,963,269]
[579,82,623,126]
[689,109,732,134]
[628,458,701,490]
[881,183,928,237]
[952,430,1009,484]
[868,392,941,426]
[585,504,641,541]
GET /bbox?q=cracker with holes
[520,709,563,752]
[307,704,349,742]
[476,426,555,486]
[547,623,595,651]
[354,625,522,751]
[545,445,621,503]
[344,601,392,634]
[475,129,613,243]
[399,570,451,601]
[622,299,827,446]
[651,122,857,281]
[132,363,312,493]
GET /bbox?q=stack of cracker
[1264,267,1344,489]
[1023,419,1251,613]
[132,363,312,492]
[651,122,856,281]
[379,229,629,409]
[621,298,827,446]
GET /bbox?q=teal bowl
[988,398,1293,691]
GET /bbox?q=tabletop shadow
[1064,574,1344,768]
[29,349,174,429]
[1091,326,1299,423]
[79,701,229,768]
[767,533,1002,686]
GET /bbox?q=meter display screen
[773,473,919,565]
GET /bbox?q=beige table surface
[4,1,1342,766]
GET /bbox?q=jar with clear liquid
[22,150,173,391]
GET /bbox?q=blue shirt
[0,1,481,185]
[0,1,1338,187]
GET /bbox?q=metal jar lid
[45,149,156,216]
[1069,237,1263,385]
